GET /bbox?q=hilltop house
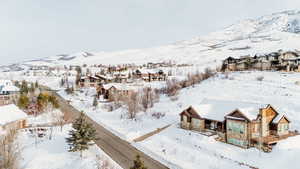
[222,51,300,72]
[0,104,27,131]
[180,99,294,151]
[0,80,19,106]
[133,69,167,82]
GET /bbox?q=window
[227,121,245,134]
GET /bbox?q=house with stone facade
[180,99,295,151]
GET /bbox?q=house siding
[226,119,249,148]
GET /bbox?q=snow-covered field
[136,71,300,169]
[59,71,300,169]
[20,125,122,169]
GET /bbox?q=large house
[222,51,300,72]
[78,76,102,88]
[97,83,140,100]
[0,80,20,106]
[133,69,167,82]
[180,99,294,151]
[0,104,27,131]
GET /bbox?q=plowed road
[45,88,170,169]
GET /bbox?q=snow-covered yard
[136,71,300,169]
[19,125,122,169]
[60,71,300,169]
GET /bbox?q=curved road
[44,88,170,169]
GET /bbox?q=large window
[227,121,245,134]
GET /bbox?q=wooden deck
[251,131,298,145]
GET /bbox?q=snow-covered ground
[59,71,300,169]
[27,109,64,126]
[136,71,300,169]
[20,125,122,169]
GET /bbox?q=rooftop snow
[0,104,27,125]
[191,98,268,121]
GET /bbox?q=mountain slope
[20,10,300,67]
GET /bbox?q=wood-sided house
[79,76,102,88]
[0,80,20,106]
[133,69,167,82]
[180,99,293,150]
[0,104,27,131]
[97,83,139,101]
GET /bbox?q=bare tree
[165,79,181,97]
[52,110,65,132]
[0,129,21,169]
[95,155,115,169]
[125,92,140,119]
[141,87,155,111]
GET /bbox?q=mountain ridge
[7,10,300,69]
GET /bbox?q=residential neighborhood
[2,2,300,169]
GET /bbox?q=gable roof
[180,106,202,119]
[190,98,268,122]
[272,114,290,124]
[0,104,27,125]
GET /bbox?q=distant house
[0,104,27,131]
[222,51,300,72]
[180,99,294,151]
[133,69,167,82]
[0,80,19,106]
[79,76,102,88]
[97,83,139,100]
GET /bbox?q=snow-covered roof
[0,80,19,93]
[272,114,290,123]
[1,85,19,92]
[0,104,28,125]
[191,98,268,121]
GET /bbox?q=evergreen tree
[35,80,39,88]
[92,96,98,107]
[75,72,81,86]
[29,83,35,93]
[130,155,147,169]
[66,113,97,157]
[60,78,65,87]
[20,80,28,94]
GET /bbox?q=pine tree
[66,113,97,157]
[20,80,28,94]
[130,155,147,169]
[92,96,98,107]
[35,80,39,88]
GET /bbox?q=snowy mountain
[13,10,300,68]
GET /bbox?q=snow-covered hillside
[12,10,300,69]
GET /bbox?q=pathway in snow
[133,124,173,142]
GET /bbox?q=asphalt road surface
[45,88,170,169]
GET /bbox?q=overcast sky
[1,0,300,65]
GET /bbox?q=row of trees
[18,92,59,115]
[161,67,215,99]
[17,80,39,95]
[107,87,160,119]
